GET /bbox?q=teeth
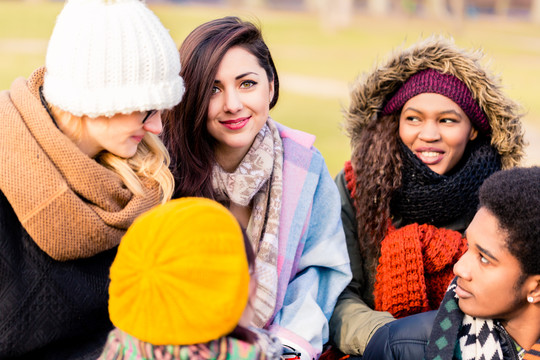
[421,151,439,158]
[223,119,244,125]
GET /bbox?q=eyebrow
[403,107,462,117]
[214,72,259,84]
[475,243,499,262]
[464,229,500,262]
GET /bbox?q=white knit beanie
[43,0,184,118]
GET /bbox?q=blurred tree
[226,0,242,6]
[533,0,540,22]
[367,0,390,15]
[400,0,418,15]
[225,0,264,7]
[325,0,353,28]
[306,0,353,29]
[424,0,449,18]
[494,0,511,16]
[449,0,465,26]
[304,0,324,12]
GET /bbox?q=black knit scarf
[391,138,500,227]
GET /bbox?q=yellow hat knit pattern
[108,197,249,345]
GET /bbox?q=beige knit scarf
[212,119,283,327]
[0,67,161,261]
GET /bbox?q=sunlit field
[2,1,540,176]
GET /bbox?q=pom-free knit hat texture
[108,197,250,345]
[43,0,184,118]
[382,68,490,134]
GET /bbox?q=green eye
[240,80,256,88]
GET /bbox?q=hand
[281,344,302,360]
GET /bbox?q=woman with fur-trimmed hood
[327,37,526,358]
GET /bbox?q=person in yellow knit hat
[99,197,283,360]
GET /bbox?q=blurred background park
[1,0,539,176]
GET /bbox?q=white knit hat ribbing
[43,0,184,118]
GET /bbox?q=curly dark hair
[478,166,540,275]
[352,113,402,265]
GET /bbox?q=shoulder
[275,121,316,150]
[274,120,327,176]
[363,310,437,360]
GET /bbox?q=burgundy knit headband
[382,68,490,134]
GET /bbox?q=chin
[427,165,447,175]
[458,301,485,318]
[112,149,138,159]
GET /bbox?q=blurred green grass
[2,1,540,176]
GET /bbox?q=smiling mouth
[416,151,445,165]
[220,117,249,130]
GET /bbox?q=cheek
[398,123,414,147]
[447,130,471,156]
[207,100,219,121]
[205,118,216,140]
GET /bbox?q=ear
[469,126,478,141]
[268,78,275,105]
[526,275,540,304]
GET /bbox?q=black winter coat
[362,311,437,360]
[0,190,116,359]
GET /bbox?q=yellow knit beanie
[108,197,249,345]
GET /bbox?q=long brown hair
[162,16,280,199]
[229,229,257,343]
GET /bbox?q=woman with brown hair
[162,16,351,360]
[328,36,525,358]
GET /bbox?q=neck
[215,146,250,173]
[502,306,540,351]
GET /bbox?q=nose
[418,120,441,142]
[453,250,471,280]
[223,89,243,113]
[143,111,163,135]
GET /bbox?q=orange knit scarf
[374,223,466,318]
[344,160,467,318]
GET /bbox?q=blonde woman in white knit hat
[0,0,184,358]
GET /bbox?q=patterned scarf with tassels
[426,278,540,360]
[212,119,284,328]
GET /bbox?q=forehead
[216,46,262,75]
[466,208,510,258]
[402,93,465,113]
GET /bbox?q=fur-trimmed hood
[345,36,525,169]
